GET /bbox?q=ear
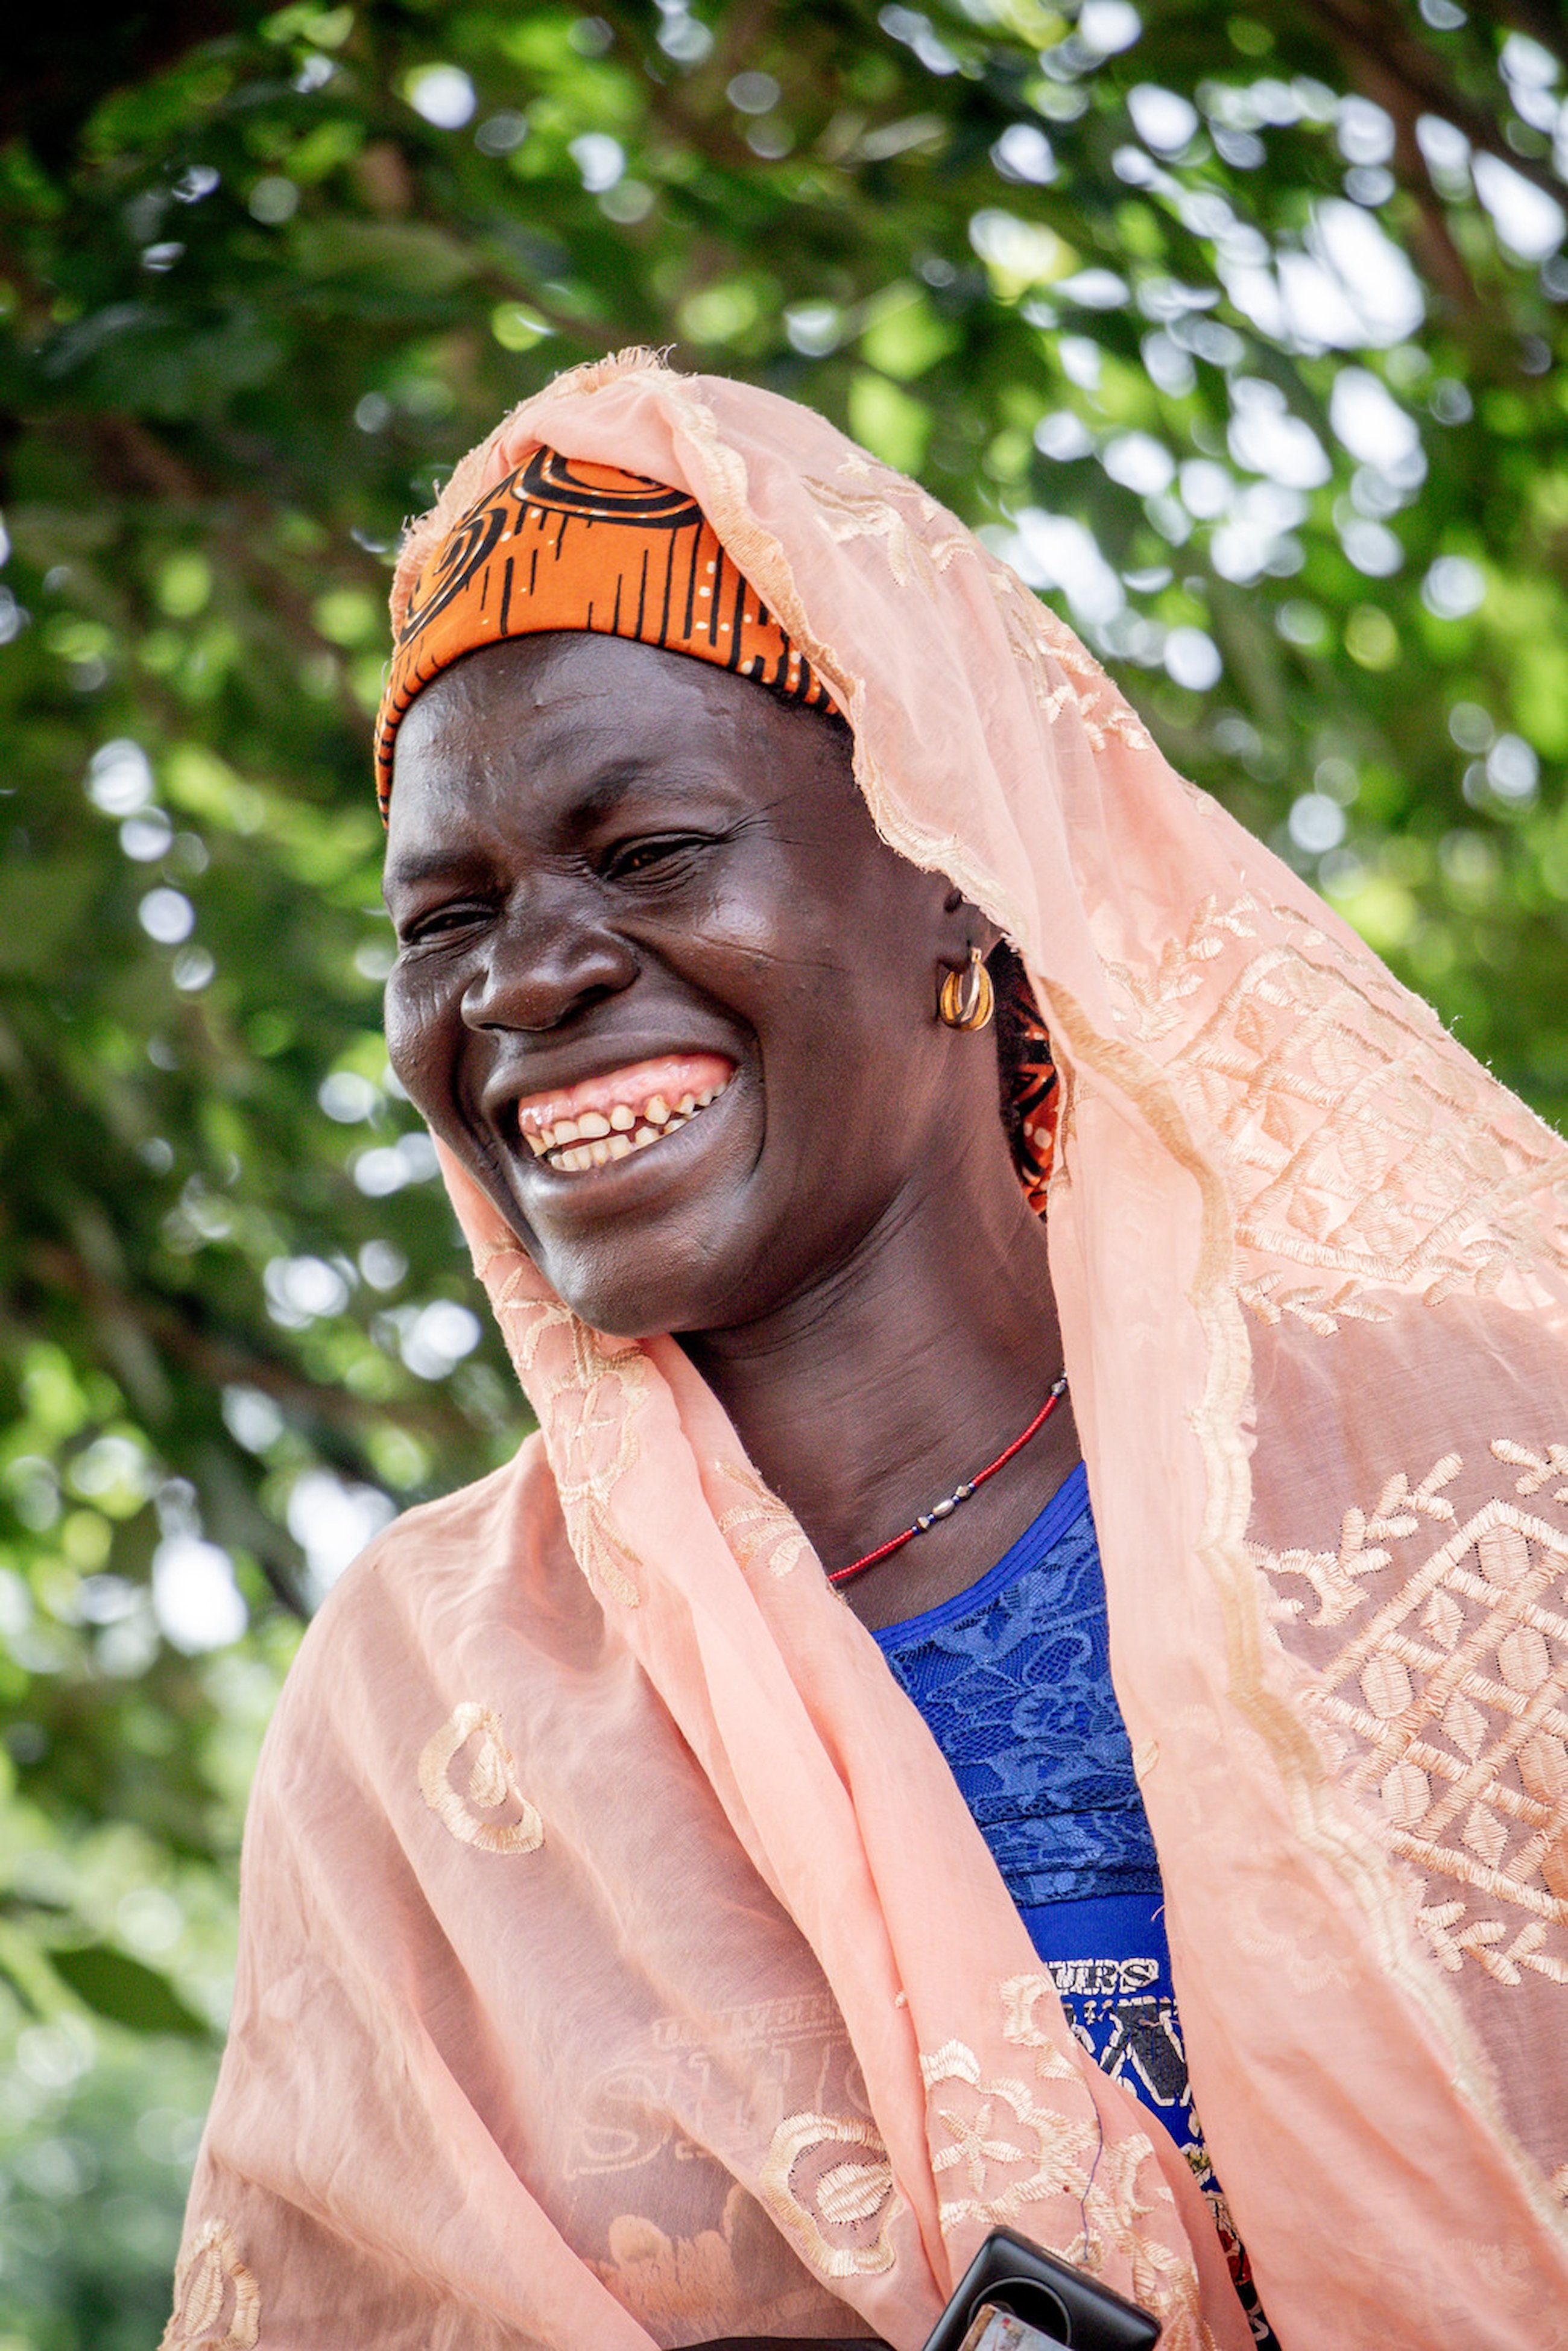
[935,887,1005,975]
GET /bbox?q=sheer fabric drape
[166,354,1568,2351]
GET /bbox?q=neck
[680,1141,1066,1599]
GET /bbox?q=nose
[461,885,639,1033]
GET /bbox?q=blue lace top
[871,1464,1159,1911]
[873,1466,1276,2346]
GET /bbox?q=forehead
[398,628,732,756]
[402,631,783,786]
[385,631,841,864]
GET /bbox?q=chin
[545,1276,734,1343]
[524,1221,763,1341]
[458,1112,840,1338]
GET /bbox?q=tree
[0,1,1564,2336]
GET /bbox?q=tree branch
[1303,0,1568,208]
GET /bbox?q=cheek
[384,967,461,1121]
[663,855,902,1002]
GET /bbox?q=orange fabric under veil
[373,443,837,814]
[167,352,1568,2351]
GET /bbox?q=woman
[163,352,1568,2351]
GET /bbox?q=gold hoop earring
[938,946,995,1033]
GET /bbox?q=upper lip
[480,1043,740,1136]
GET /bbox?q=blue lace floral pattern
[874,1466,1280,2349]
[873,1464,1160,1909]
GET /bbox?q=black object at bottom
[920,2227,1162,2351]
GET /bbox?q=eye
[602,833,716,884]
[394,896,493,949]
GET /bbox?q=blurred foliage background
[2,0,1567,2337]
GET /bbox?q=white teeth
[526,1069,733,1174]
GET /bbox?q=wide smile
[510,1052,738,1177]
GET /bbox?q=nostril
[462,933,640,1033]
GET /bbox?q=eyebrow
[568,755,689,825]
[383,754,730,895]
[382,845,487,896]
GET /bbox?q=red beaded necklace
[828,1374,1069,1587]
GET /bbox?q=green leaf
[48,1943,213,2040]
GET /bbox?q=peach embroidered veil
[166,353,1568,2351]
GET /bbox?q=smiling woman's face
[383,630,994,1338]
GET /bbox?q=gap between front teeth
[526,1083,729,1173]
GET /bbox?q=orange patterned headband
[374,447,839,814]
